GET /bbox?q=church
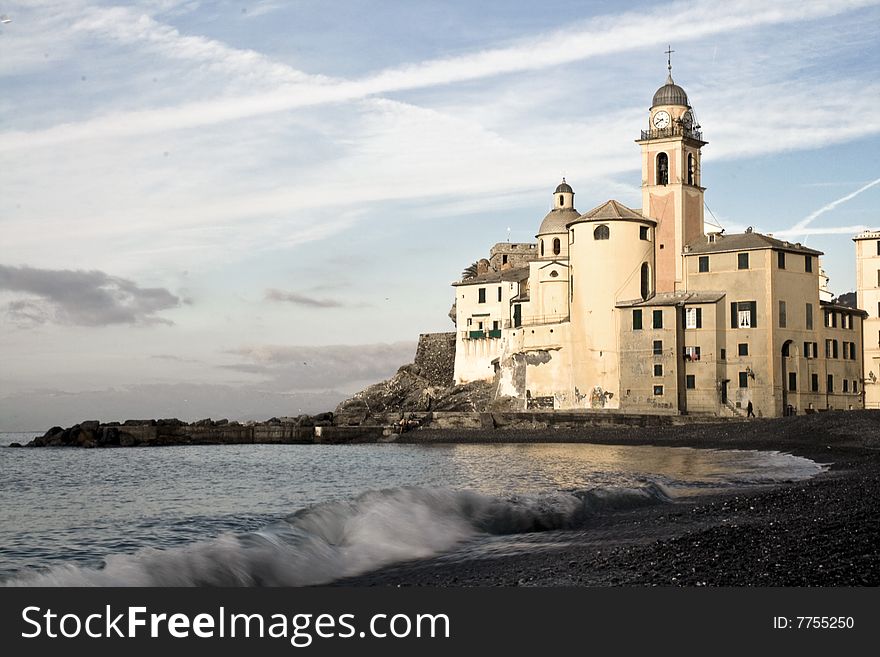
[451,62,866,418]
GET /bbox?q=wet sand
[338,411,880,586]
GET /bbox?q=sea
[0,431,825,586]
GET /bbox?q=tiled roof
[685,231,823,256]
[616,291,726,308]
[572,199,654,224]
[452,265,529,287]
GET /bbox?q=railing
[516,313,570,327]
[640,125,703,141]
[462,330,502,340]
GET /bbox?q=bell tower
[636,48,706,293]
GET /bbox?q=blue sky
[1,0,879,429]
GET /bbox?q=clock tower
[636,50,706,293]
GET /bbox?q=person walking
[746,400,755,417]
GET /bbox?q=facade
[854,231,880,408]
[452,68,866,417]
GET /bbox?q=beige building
[854,231,880,408]
[452,68,866,417]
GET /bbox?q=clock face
[652,111,671,129]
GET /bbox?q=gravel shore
[339,411,880,586]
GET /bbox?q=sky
[1,0,879,430]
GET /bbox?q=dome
[651,74,689,107]
[537,208,580,236]
[554,179,573,194]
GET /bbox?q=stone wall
[414,332,456,387]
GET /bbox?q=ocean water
[0,434,824,586]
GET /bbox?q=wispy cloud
[265,288,345,308]
[3,0,877,151]
[0,264,180,326]
[779,177,880,237]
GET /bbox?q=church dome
[652,74,689,107]
[554,180,573,194]
[537,208,580,236]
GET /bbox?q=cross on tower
[665,45,675,73]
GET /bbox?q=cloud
[224,341,417,391]
[3,0,877,151]
[265,288,345,308]
[0,264,180,326]
[781,177,880,237]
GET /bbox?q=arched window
[656,152,669,185]
[640,262,651,300]
[553,238,561,255]
[593,224,610,240]
[687,153,696,186]
[540,239,544,256]
[559,195,564,206]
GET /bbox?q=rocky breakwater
[24,414,336,448]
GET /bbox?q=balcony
[487,329,502,338]
[639,125,703,142]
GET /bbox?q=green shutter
[696,308,702,328]
[749,301,757,328]
[730,302,737,329]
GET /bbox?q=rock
[8,442,22,448]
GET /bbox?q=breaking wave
[6,483,672,587]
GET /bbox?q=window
[833,340,839,358]
[502,254,508,265]
[684,346,701,361]
[467,318,472,326]
[553,238,561,255]
[540,240,544,256]
[653,385,664,396]
[854,380,859,394]
[731,301,757,328]
[559,194,564,206]
[720,348,726,360]
[877,240,880,256]
[738,343,749,356]
[653,340,663,356]
[594,224,610,240]
[844,380,849,393]
[811,373,819,392]
[497,286,502,302]
[805,255,813,272]
[788,372,797,392]
[687,153,696,186]
[738,253,749,270]
[640,226,649,241]
[806,303,813,330]
[640,262,650,300]
[686,374,696,389]
[653,309,663,329]
[492,320,500,331]
[478,321,484,330]
[654,364,663,377]
[739,371,749,388]
[698,255,709,272]
[832,313,838,328]
[656,152,669,185]
[685,307,702,329]
[478,288,486,303]
[842,341,849,360]
[778,251,786,269]
[779,300,786,328]
[850,342,857,359]
[632,309,643,330]
[804,341,812,359]
[827,374,834,392]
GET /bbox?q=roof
[616,291,726,308]
[554,179,573,194]
[684,231,823,256]
[820,300,868,318]
[452,265,530,287]
[537,207,580,236]
[569,199,655,226]
[652,73,689,107]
